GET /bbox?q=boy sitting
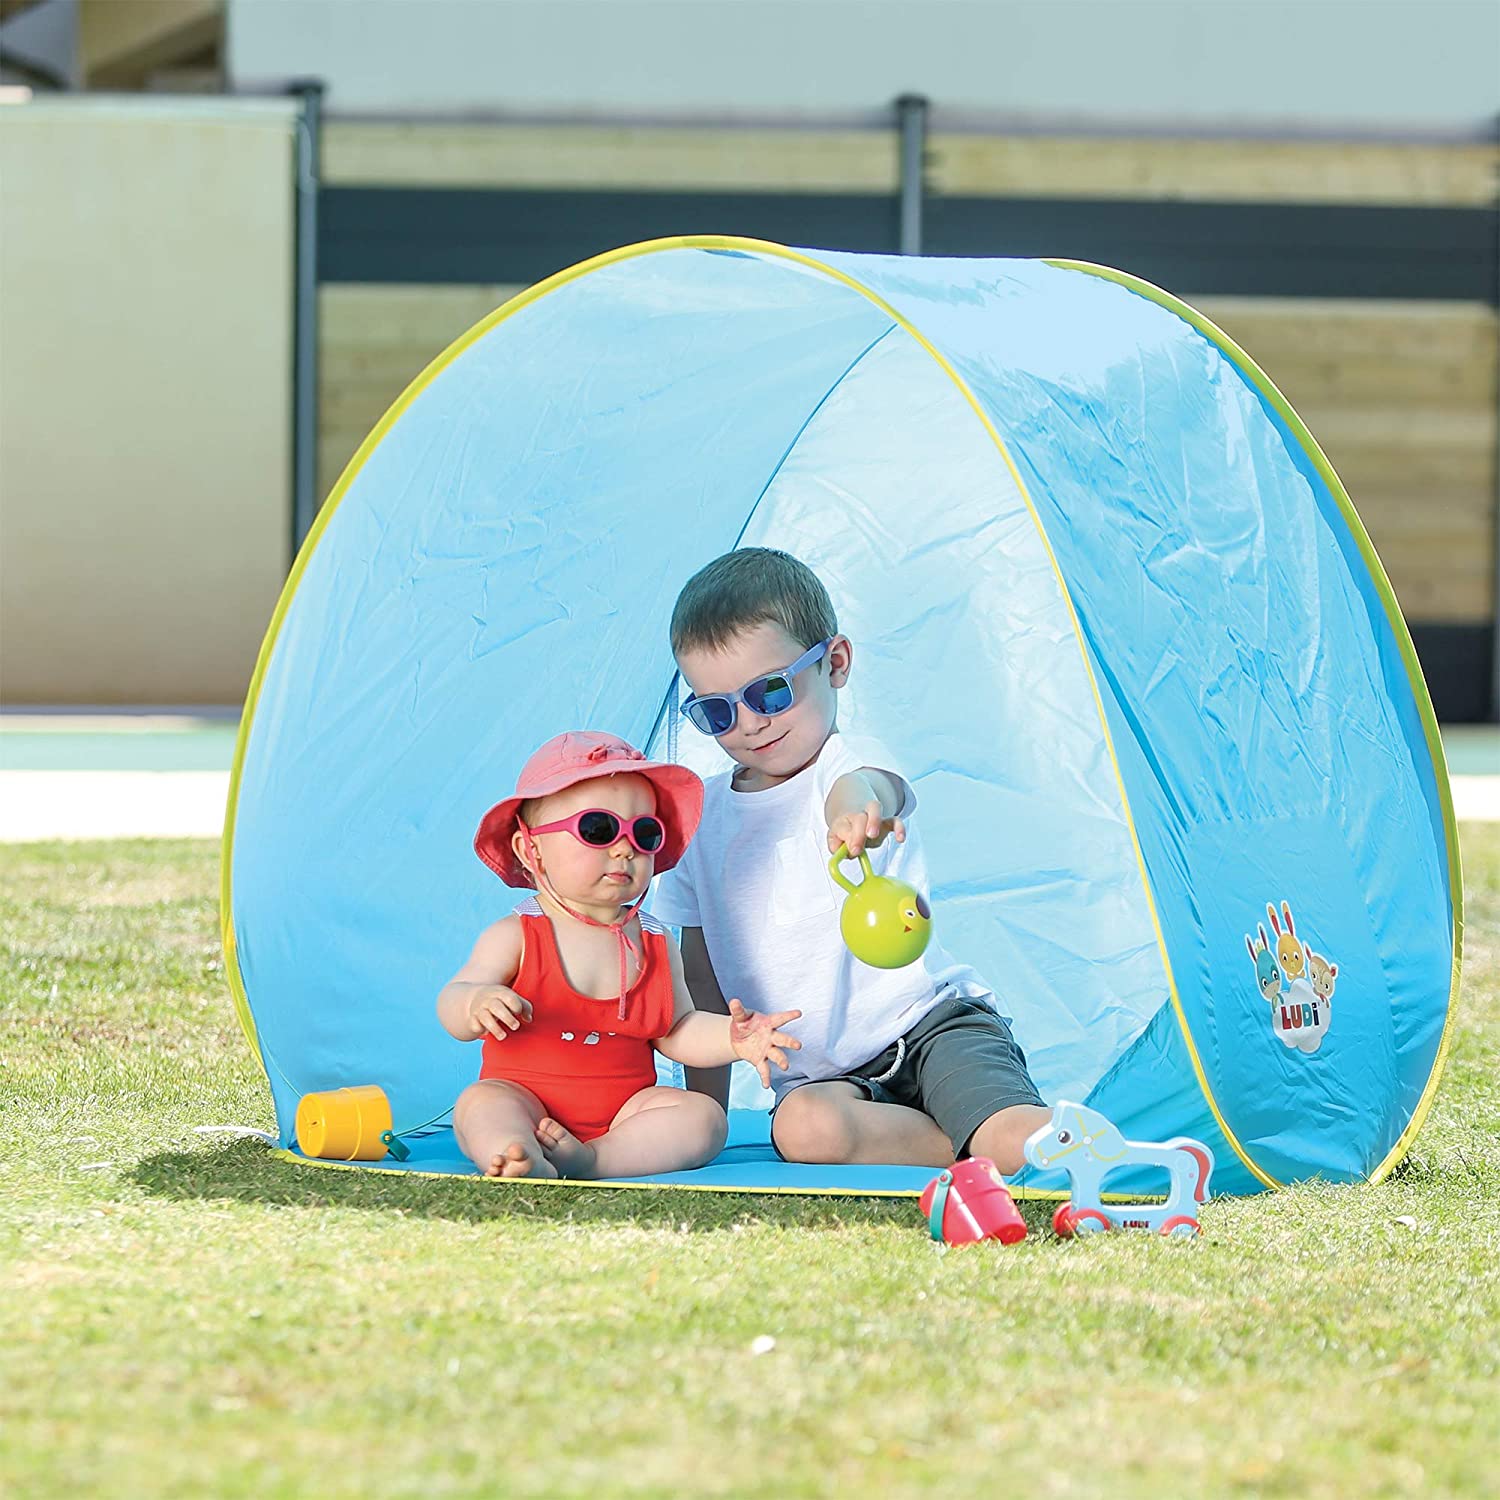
[653,548,1050,1173]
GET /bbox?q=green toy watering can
[828,844,933,969]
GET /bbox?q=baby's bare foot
[536,1118,597,1179]
[485,1141,557,1179]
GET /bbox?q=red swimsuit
[479,897,677,1141]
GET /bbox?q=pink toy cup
[920,1157,1027,1246]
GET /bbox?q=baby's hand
[727,998,802,1090]
[466,985,533,1041]
[828,799,907,858]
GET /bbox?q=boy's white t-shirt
[652,731,993,1097]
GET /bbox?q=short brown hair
[670,548,837,656]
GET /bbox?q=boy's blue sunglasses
[680,638,833,737]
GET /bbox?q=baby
[439,730,799,1179]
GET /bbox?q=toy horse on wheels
[1024,1101,1214,1237]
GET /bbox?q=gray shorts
[775,993,1044,1159]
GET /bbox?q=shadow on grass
[133,1138,1500,1239]
[131,1139,1068,1236]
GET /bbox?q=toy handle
[926,1169,953,1241]
[828,843,875,895]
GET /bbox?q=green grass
[2,833,1497,1499]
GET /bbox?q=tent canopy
[223,238,1459,1198]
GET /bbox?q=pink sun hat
[474,731,704,888]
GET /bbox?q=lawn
[2,831,1496,1498]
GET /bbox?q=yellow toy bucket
[295,1085,393,1161]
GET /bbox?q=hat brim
[474,759,704,888]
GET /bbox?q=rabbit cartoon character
[1245,925,1283,1003]
[1266,902,1306,983]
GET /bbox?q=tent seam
[640,320,901,762]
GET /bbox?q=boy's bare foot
[485,1141,557,1179]
[535,1117,597,1179]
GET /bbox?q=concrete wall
[0,98,296,705]
[228,0,1500,133]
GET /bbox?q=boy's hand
[828,800,907,858]
[466,985,533,1041]
[727,998,802,1089]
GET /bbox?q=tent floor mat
[275,1109,1063,1198]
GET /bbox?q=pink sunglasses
[520,808,666,855]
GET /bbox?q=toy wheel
[1052,1204,1078,1238]
[1071,1208,1112,1236]
[1159,1215,1200,1238]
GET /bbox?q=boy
[653,548,1049,1174]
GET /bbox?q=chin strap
[520,824,644,1021]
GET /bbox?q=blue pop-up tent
[222,237,1460,1198]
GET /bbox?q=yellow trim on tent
[1046,260,1464,1185]
[224,236,1448,1192]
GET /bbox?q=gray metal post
[896,93,928,257]
[290,80,324,558]
[1492,114,1500,721]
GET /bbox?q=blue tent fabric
[224,238,1459,1199]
